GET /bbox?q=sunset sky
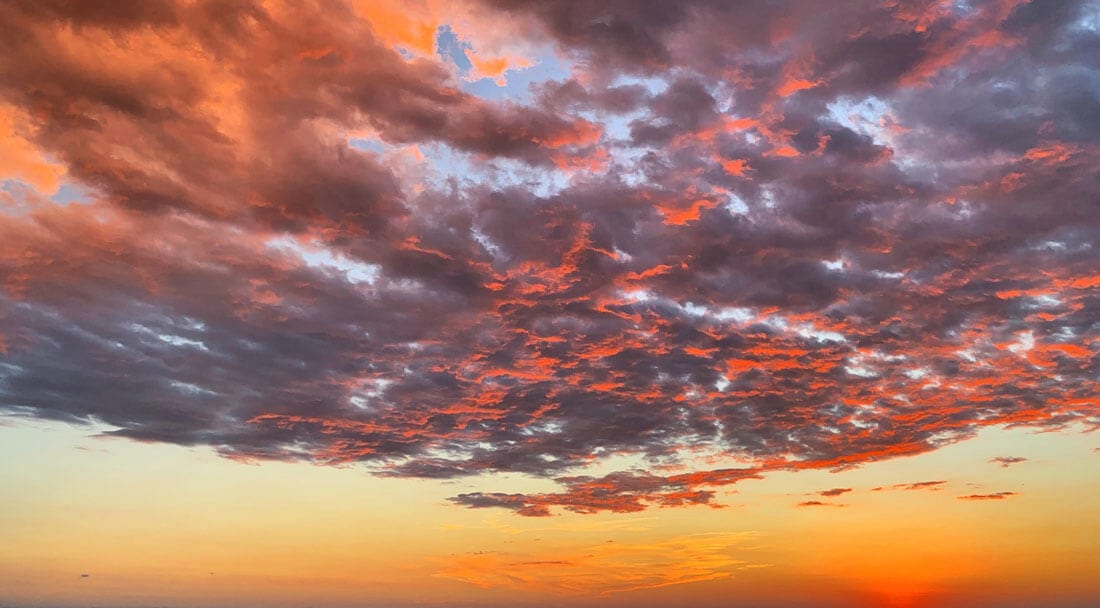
[1,1,1099,607]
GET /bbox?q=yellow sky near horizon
[2,419,1098,608]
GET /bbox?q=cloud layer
[1,0,1098,516]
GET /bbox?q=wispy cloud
[872,481,948,492]
[958,492,1018,501]
[433,533,765,595]
[797,500,846,508]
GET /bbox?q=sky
[0,1,1099,607]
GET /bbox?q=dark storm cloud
[1,0,1098,517]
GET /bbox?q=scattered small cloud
[817,488,852,497]
[990,456,1028,468]
[873,480,948,492]
[958,492,1018,501]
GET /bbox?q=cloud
[957,492,1018,501]
[872,481,948,492]
[818,488,852,497]
[450,468,759,517]
[433,532,763,595]
[1,0,1098,517]
[990,456,1028,467]
[902,481,949,491]
[796,500,846,508]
